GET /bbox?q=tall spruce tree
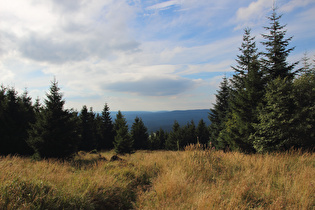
[261,8,298,82]
[0,87,20,155]
[300,53,315,75]
[0,87,35,155]
[17,89,36,155]
[251,8,301,153]
[78,105,97,151]
[113,111,133,154]
[181,120,196,147]
[165,121,181,151]
[196,119,209,145]
[28,79,78,158]
[208,76,231,150]
[252,77,296,152]
[0,86,6,153]
[223,28,264,153]
[98,103,115,150]
[131,117,149,150]
[292,71,315,149]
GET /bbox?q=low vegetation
[1,147,314,209]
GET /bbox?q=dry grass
[0,147,314,209]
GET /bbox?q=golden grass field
[0,146,314,209]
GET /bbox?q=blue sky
[1,0,314,111]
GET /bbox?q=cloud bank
[0,0,314,111]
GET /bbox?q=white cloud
[0,66,15,82]
[0,0,139,64]
[280,0,313,12]
[234,0,271,29]
[146,0,181,10]
[181,61,234,76]
[286,6,315,40]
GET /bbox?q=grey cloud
[19,34,88,63]
[4,1,140,64]
[51,0,82,13]
[106,76,195,96]
[19,33,140,64]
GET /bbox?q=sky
[1,0,315,111]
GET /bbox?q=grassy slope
[0,148,314,209]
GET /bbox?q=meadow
[0,146,314,209]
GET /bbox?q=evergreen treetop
[261,8,298,81]
[28,79,78,158]
[131,117,149,150]
[113,111,133,154]
[208,76,231,149]
[98,103,115,150]
[225,28,264,153]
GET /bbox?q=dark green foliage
[252,77,296,152]
[98,103,115,150]
[196,119,209,145]
[0,87,35,155]
[223,28,264,153]
[250,9,302,152]
[165,120,208,150]
[114,111,133,154]
[261,8,298,82]
[27,79,78,158]
[78,106,97,151]
[131,117,149,150]
[208,10,313,153]
[149,128,168,150]
[181,120,197,147]
[292,72,315,149]
[208,76,231,150]
[165,121,181,150]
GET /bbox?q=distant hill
[110,109,211,132]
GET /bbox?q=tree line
[0,78,209,158]
[209,9,315,153]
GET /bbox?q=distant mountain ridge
[109,109,211,132]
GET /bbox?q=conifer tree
[251,9,301,153]
[78,105,97,151]
[196,119,209,145]
[0,87,35,155]
[149,128,168,150]
[28,79,78,158]
[0,87,20,155]
[300,53,315,75]
[208,76,231,149]
[181,120,196,147]
[157,128,168,150]
[0,86,6,153]
[261,8,298,82]
[113,111,133,154]
[223,28,264,153]
[292,71,315,149]
[131,117,149,150]
[301,53,311,74]
[98,103,115,150]
[17,89,36,155]
[165,121,181,151]
[252,77,296,152]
